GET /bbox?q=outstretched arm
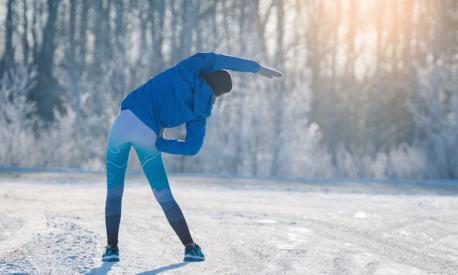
[178,52,260,74]
[208,52,261,73]
[178,52,283,78]
[155,119,206,156]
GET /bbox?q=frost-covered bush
[42,62,122,170]
[329,64,457,180]
[281,83,333,178]
[0,66,40,167]
[333,144,426,179]
[408,65,458,178]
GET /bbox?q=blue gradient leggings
[105,110,193,247]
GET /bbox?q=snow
[1,172,458,274]
[354,211,368,219]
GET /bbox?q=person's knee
[107,185,124,197]
[106,154,129,167]
[154,188,180,213]
[106,149,129,181]
[153,188,175,203]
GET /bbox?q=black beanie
[200,70,232,97]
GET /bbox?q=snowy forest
[0,0,456,179]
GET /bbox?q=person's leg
[132,128,194,245]
[105,112,132,248]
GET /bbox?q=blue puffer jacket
[121,52,260,155]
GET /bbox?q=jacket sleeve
[155,119,206,156]
[178,52,260,74]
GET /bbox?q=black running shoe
[102,245,119,262]
[184,243,205,262]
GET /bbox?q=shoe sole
[183,255,205,262]
[102,255,120,262]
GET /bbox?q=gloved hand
[258,64,284,79]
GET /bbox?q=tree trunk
[29,0,61,121]
[0,0,15,77]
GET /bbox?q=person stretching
[102,52,283,262]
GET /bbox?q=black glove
[258,64,284,79]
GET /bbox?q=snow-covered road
[1,172,458,274]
